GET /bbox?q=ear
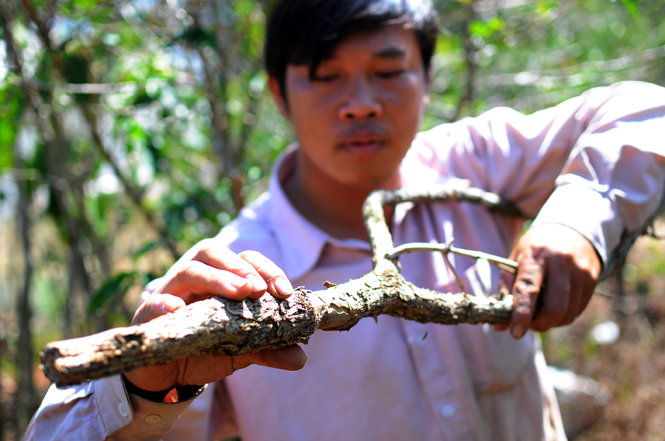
[268,76,290,118]
[422,65,432,107]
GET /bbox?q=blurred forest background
[1,0,665,439]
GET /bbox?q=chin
[344,174,402,192]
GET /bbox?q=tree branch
[41,269,513,386]
[40,181,520,386]
[40,180,664,387]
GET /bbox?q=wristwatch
[122,375,204,403]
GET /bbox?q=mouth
[338,129,386,153]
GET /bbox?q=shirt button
[440,404,456,418]
[145,414,162,424]
[117,402,130,418]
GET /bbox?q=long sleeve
[529,82,665,265]
[420,80,665,265]
[25,278,219,441]
[24,375,212,440]
[24,376,133,440]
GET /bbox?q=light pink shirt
[26,81,665,441]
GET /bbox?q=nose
[338,76,382,121]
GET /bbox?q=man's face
[276,25,430,192]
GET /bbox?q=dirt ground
[544,230,665,440]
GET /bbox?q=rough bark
[41,269,513,386]
[40,180,664,386]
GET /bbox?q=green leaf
[0,119,15,169]
[619,0,639,19]
[131,89,155,106]
[133,238,168,261]
[0,85,25,168]
[469,16,505,40]
[173,26,217,48]
[87,271,138,317]
[63,53,90,84]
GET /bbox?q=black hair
[264,0,438,101]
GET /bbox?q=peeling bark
[41,269,512,386]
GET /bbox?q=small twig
[386,239,519,274]
[443,251,466,291]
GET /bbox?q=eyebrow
[373,46,407,59]
[309,44,407,78]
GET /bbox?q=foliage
[0,0,664,439]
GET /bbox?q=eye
[376,70,405,79]
[311,73,339,83]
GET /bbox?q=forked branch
[40,180,662,386]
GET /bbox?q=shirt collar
[268,144,371,280]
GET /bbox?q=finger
[510,250,546,339]
[192,246,268,297]
[494,270,516,332]
[224,346,307,377]
[530,257,570,332]
[250,345,307,371]
[561,268,594,326]
[239,250,293,298]
[160,260,255,303]
[171,345,308,387]
[131,293,186,325]
[561,280,583,326]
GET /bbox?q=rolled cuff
[93,375,135,436]
[531,184,622,267]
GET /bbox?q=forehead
[324,25,422,62]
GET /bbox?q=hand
[123,240,307,397]
[496,224,601,339]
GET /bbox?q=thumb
[251,345,307,371]
[494,257,517,332]
[509,249,546,339]
[132,293,186,325]
[499,268,515,294]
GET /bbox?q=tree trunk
[14,118,38,438]
[0,1,39,435]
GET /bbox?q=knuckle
[514,278,540,296]
[238,250,264,263]
[238,249,257,259]
[193,246,214,262]
[175,262,198,281]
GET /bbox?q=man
[26,0,665,440]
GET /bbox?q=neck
[283,155,400,241]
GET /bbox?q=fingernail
[273,277,293,296]
[162,295,185,313]
[511,324,525,339]
[247,274,267,293]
